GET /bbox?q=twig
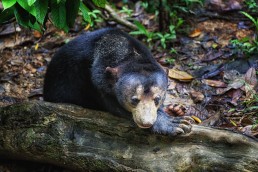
[104,4,137,30]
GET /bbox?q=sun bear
[43,28,192,135]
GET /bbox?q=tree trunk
[0,101,257,171]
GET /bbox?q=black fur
[43,28,191,135]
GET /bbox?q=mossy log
[0,101,257,171]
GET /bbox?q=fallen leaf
[190,90,204,103]
[189,29,202,38]
[192,115,202,123]
[205,0,243,12]
[212,43,218,49]
[240,116,253,126]
[230,119,237,127]
[168,69,194,82]
[244,67,257,99]
[35,43,39,50]
[230,89,243,106]
[238,125,255,137]
[0,23,16,36]
[201,51,223,62]
[33,31,42,38]
[200,113,222,127]
[245,67,257,86]
[203,79,227,88]
[216,78,245,95]
[185,106,210,121]
[84,24,91,31]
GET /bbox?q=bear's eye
[154,96,161,106]
[131,97,140,106]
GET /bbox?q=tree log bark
[0,101,257,171]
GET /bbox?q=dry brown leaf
[192,115,202,123]
[229,78,245,89]
[238,125,255,137]
[244,67,257,99]
[245,67,257,86]
[205,0,243,12]
[230,119,238,127]
[230,89,243,106]
[33,31,42,38]
[216,78,245,95]
[84,24,91,31]
[190,90,204,103]
[168,69,194,82]
[203,79,227,87]
[35,43,39,50]
[189,29,202,38]
[201,51,223,62]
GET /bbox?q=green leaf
[79,2,91,23]
[66,0,80,27]
[17,0,36,16]
[92,0,106,8]
[156,33,163,38]
[2,0,16,9]
[241,11,257,25]
[34,0,48,24]
[0,7,15,24]
[28,0,36,6]
[14,3,42,31]
[176,18,184,29]
[134,20,147,34]
[28,20,41,31]
[14,4,30,28]
[130,30,144,35]
[50,0,67,30]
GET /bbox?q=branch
[0,101,257,171]
[104,4,138,30]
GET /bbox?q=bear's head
[110,69,168,128]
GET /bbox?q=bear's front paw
[152,114,193,136]
[168,116,193,135]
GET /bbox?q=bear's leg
[152,109,193,136]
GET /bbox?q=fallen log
[0,101,257,171]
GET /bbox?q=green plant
[119,6,133,17]
[230,12,258,57]
[0,0,106,32]
[156,25,176,49]
[244,93,258,129]
[130,20,178,49]
[230,37,258,56]
[241,11,258,32]
[165,58,175,65]
[170,48,177,54]
[172,0,203,13]
[130,21,155,43]
[140,1,149,9]
[87,9,103,26]
[245,0,258,12]
[136,0,193,50]
[245,94,258,110]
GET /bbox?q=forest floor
[0,4,258,141]
[1,2,258,172]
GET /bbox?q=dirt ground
[1,16,258,136]
[0,4,258,171]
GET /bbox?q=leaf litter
[0,7,258,139]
